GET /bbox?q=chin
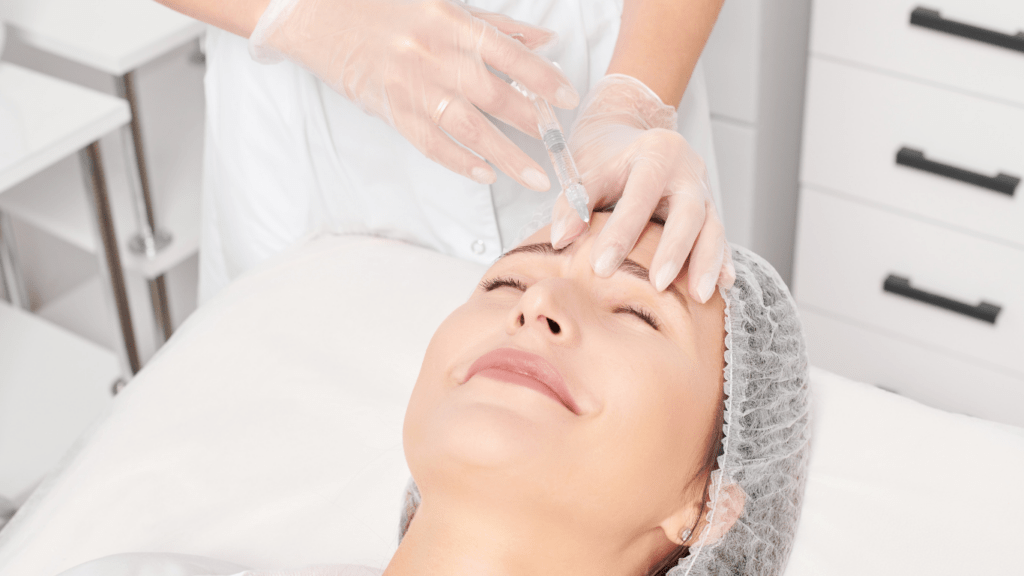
[425,399,544,460]
[404,396,561,499]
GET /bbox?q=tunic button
[471,240,486,255]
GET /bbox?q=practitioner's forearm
[155,0,270,38]
[607,0,725,107]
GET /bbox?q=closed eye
[614,305,661,331]
[480,276,528,292]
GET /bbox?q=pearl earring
[679,529,692,543]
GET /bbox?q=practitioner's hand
[249,0,579,191]
[549,74,735,303]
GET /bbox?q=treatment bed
[0,234,1020,575]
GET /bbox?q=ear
[696,482,746,545]
[657,495,706,546]
[658,481,746,547]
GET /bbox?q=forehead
[521,213,666,269]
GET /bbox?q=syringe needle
[564,182,590,223]
[509,80,591,224]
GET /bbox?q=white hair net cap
[399,245,810,576]
[672,245,811,576]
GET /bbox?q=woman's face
[404,212,726,549]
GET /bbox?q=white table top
[0,63,129,193]
[0,300,119,501]
[0,48,202,279]
[0,0,205,76]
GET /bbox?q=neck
[383,495,664,576]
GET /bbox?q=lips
[464,348,580,414]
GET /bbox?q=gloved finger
[549,183,594,249]
[478,28,578,109]
[647,189,708,293]
[718,241,736,291]
[464,73,542,139]
[590,158,668,277]
[438,97,551,191]
[684,201,728,304]
[418,118,496,185]
[464,6,557,51]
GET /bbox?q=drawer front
[793,188,1024,375]
[800,307,1024,427]
[811,0,1024,106]
[801,58,1024,248]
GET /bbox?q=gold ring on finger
[432,97,452,125]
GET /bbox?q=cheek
[416,299,506,381]
[587,341,709,484]
[403,301,508,452]
[601,343,691,438]
[405,307,473,440]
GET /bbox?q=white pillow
[0,235,485,575]
[0,234,1020,576]
[788,367,1024,575]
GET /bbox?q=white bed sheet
[0,234,1020,576]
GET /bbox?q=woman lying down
[63,211,810,576]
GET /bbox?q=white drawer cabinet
[801,59,1024,247]
[795,0,1024,425]
[811,0,1024,106]
[799,307,1024,426]
[795,188,1024,375]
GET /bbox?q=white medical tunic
[199,0,720,303]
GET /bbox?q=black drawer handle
[883,274,1001,324]
[896,147,1020,196]
[910,7,1024,53]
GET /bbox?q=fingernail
[552,217,587,249]
[555,85,579,109]
[697,272,717,304]
[593,245,625,277]
[536,33,558,51]
[654,262,678,292]
[522,167,550,191]
[550,217,567,247]
[471,167,495,184]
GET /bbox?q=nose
[506,279,580,344]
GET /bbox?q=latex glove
[550,74,735,303]
[249,0,579,191]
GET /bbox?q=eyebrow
[500,242,690,313]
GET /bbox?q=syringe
[509,80,590,223]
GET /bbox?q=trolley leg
[115,71,174,342]
[79,142,140,376]
[149,276,173,341]
[0,211,29,309]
